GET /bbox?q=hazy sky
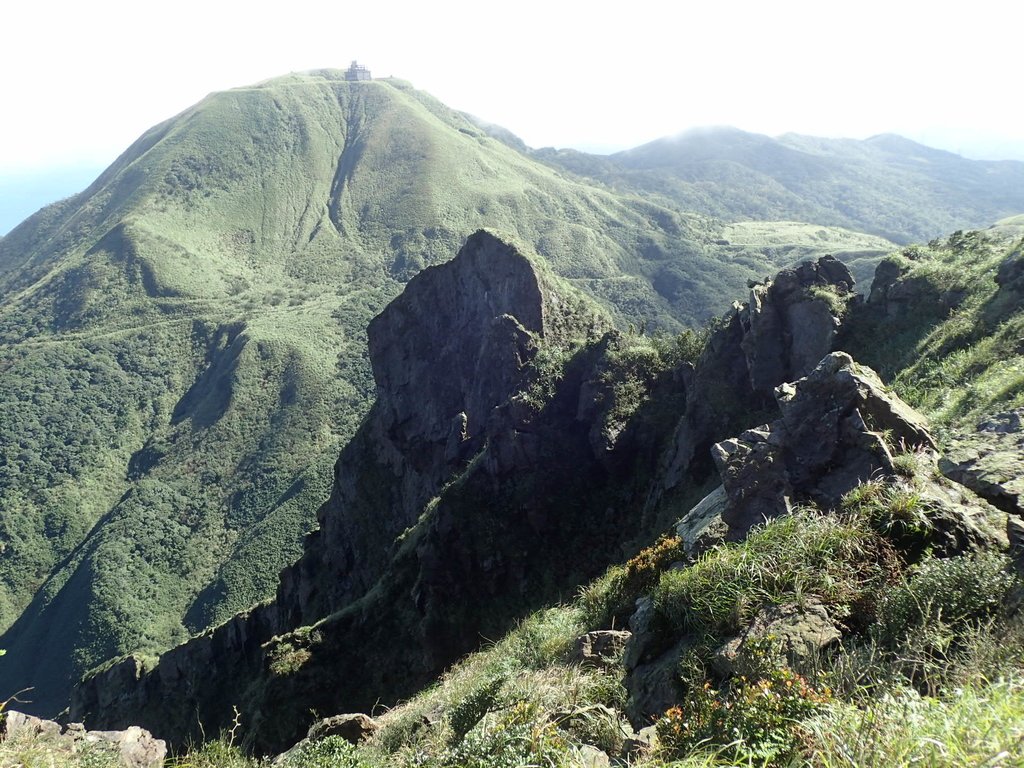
[1,0,1021,231]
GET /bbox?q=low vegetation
[15,451,1021,768]
[845,228,1024,432]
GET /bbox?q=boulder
[675,485,729,557]
[739,256,854,395]
[306,713,379,744]
[623,640,689,726]
[571,630,632,667]
[623,598,671,671]
[712,352,935,539]
[85,726,167,768]
[578,744,611,767]
[711,599,842,678]
[1,710,61,739]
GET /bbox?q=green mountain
[0,72,884,714]
[533,127,1024,243]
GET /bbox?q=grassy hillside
[843,224,1024,433]
[534,127,1024,244]
[0,72,888,714]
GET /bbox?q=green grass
[651,510,897,641]
[840,231,1024,432]
[801,678,1024,767]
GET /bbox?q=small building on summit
[345,61,372,81]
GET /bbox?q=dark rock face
[657,256,855,498]
[740,256,854,395]
[713,352,934,539]
[73,231,626,754]
[275,230,607,625]
[996,245,1024,300]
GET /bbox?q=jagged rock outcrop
[657,256,856,499]
[740,256,854,393]
[0,711,165,768]
[623,349,1006,725]
[714,352,934,538]
[71,232,666,755]
[276,230,608,625]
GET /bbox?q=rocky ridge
[70,231,647,752]
[0,711,165,768]
[67,230,1020,760]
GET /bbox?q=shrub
[286,735,363,768]
[873,551,1018,650]
[440,700,572,768]
[447,675,505,745]
[579,535,687,630]
[656,664,831,762]
[175,740,259,768]
[841,480,941,560]
[652,511,899,641]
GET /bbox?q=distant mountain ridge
[531,126,1024,243]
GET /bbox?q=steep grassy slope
[0,71,881,714]
[843,222,1024,430]
[534,127,1024,244]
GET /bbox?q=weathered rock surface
[572,630,632,667]
[578,744,612,767]
[276,229,608,626]
[656,256,856,500]
[674,485,729,556]
[0,711,165,768]
[623,640,689,726]
[306,713,379,744]
[940,410,1024,516]
[713,352,934,539]
[712,599,842,678]
[740,256,854,394]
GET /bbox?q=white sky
[1,0,1022,177]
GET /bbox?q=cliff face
[273,231,608,625]
[71,231,615,749]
